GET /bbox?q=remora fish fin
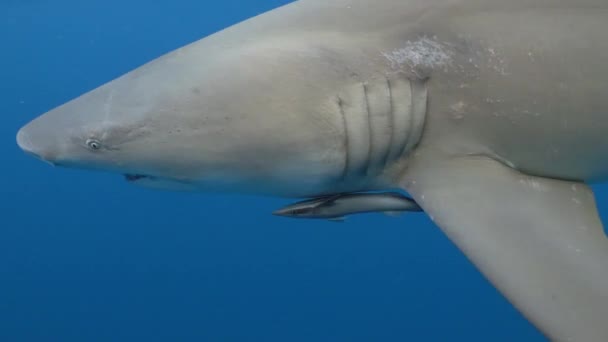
[401,155,608,341]
[318,194,342,207]
[384,211,403,217]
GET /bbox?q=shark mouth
[124,174,152,182]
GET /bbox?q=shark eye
[86,138,102,151]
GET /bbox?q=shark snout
[16,123,56,164]
[17,126,37,155]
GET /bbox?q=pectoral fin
[401,155,608,341]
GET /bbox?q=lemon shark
[15,0,608,340]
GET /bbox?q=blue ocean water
[4,1,603,341]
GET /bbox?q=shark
[15,0,608,340]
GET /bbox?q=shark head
[15,2,429,198]
[17,84,156,174]
[15,32,375,197]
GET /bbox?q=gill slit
[338,96,350,180]
[384,77,395,169]
[362,83,373,176]
[400,80,414,157]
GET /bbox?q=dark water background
[5,0,602,340]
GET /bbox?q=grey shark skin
[273,192,422,220]
[15,0,608,340]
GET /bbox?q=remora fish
[273,192,422,220]
[15,0,608,340]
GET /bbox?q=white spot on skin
[485,98,503,104]
[567,245,583,255]
[485,47,509,75]
[519,178,548,192]
[382,37,453,72]
[527,51,535,62]
[450,101,466,121]
[571,184,578,192]
[571,197,582,205]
